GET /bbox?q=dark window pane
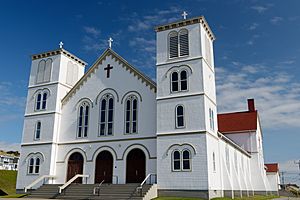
[37,94,41,101]
[132,122,137,133]
[126,122,130,133]
[180,70,187,80]
[35,166,40,173]
[174,161,180,170]
[29,166,34,174]
[101,99,106,110]
[177,106,183,115]
[126,100,131,110]
[100,111,106,122]
[107,123,113,135]
[181,80,187,90]
[172,72,178,81]
[183,150,190,159]
[126,110,130,121]
[172,82,178,92]
[100,124,105,135]
[84,115,89,126]
[79,106,83,116]
[36,130,40,139]
[30,158,34,165]
[177,116,184,127]
[85,106,89,115]
[78,127,82,137]
[133,99,137,109]
[133,110,137,121]
[84,127,88,137]
[174,151,180,159]
[37,122,41,129]
[108,110,113,122]
[79,115,83,126]
[109,98,113,109]
[183,160,190,170]
[36,158,40,165]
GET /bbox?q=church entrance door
[126,149,146,183]
[67,152,84,183]
[95,151,113,183]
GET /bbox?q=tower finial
[108,37,113,49]
[182,11,188,20]
[59,41,64,49]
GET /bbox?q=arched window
[125,95,138,134]
[169,31,178,58]
[77,102,89,138]
[42,92,47,110]
[172,150,181,171]
[66,61,78,86]
[182,150,191,170]
[35,121,41,140]
[36,93,42,110]
[99,94,114,136]
[28,158,34,174]
[179,29,189,56]
[180,70,188,91]
[28,157,41,174]
[213,152,216,172]
[36,60,46,83]
[35,158,40,174]
[171,71,179,92]
[176,105,185,128]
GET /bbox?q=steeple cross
[108,37,113,48]
[182,11,188,20]
[104,64,113,78]
[59,41,64,49]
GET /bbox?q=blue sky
[0,0,299,183]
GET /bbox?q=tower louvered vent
[179,30,189,56]
[169,32,178,58]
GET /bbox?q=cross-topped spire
[108,37,113,48]
[182,11,188,20]
[59,41,64,49]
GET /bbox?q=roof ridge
[61,48,156,105]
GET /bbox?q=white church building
[17,15,280,199]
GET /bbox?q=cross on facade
[108,37,113,48]
[59,41,64,49]
[182,11,188,20]
[104,64,113,78]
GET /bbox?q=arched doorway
[126,148,146,183]
[95,151,113,183]
[67,152,84,183]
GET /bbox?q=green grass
[153,196,279,200]
[0,170,18,195]
[0,194,27,198]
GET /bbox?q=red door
[95,151,113,183]
[67,152,84,183]
[126,149,146,183]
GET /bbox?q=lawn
[154,196,279,200]
[0,170,26,198]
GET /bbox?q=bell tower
[155,15,220,198]
[17,45,86,190]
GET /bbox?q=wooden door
[67,152,84,183]
[126,149,146,183]
[95,151,113,183]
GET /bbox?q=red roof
[265,163,279,172]
[217,111,257,133]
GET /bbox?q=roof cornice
[155,16,216,41]
[61,48,156,105]
[31,48,87,66]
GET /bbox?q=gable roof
[218,111,258,134]
[265,163,279,173]
[62,48,156,105]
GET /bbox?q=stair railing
[58,174,89,194]
[136,173,157,197]
[93,180,105,196]
[24,175,56,193]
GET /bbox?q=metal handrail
[136,173,157,197]
[93,180,105,196]
[59,174,89,193]
[24,175,56,193]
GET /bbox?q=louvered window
[169,31,178,58]
[179,29,189,56]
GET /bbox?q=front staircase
[27,183,153,200]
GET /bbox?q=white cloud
[251,5,268,14]
[0,141,20,152]
[83,26,101,38]
[216,63,300,129]
[249,23,259,30]
[270,16,283,25]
